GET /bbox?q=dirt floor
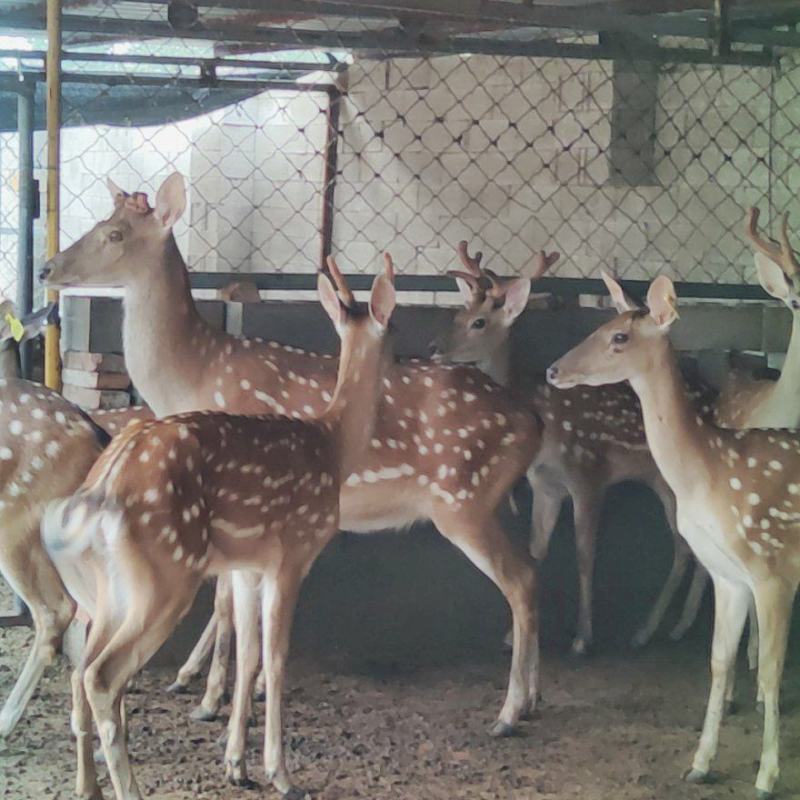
[3,579,800,800]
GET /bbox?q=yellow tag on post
[5,313,24,342]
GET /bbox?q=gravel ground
[3,575,800,800]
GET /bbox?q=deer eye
[109,230,123,242]
[612,332,629,345]
[471,318,486,330]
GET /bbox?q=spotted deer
[432,242,715,654]
[41,172,542,747]
[0,301,109,740]
[43,257,394,800]
[716,209,800,430]
[548,273,800,800]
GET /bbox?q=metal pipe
[0,48,346,73]
[16,78,35,379]
[320,87,341,269]
[45,0,61,391]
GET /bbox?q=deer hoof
[756,790,774,800]
[166,680,190,694]
[489,720,517,738]
[630,630,650,650]
[283,787,308,800]
[684,769,715,784]
[224,758,252,787]
[570,638,591,657]
[724,700,739,716]
[190,705,218,722]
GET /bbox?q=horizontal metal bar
[0,69,331,92]
[732,24,800,48]
[187,271,771,301]
[0,47,346,73]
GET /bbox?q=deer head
[40,172,187,289]
[431,240,559,364]
[746,207,800,311]
[547,273,679,389]
[0,299,58,379]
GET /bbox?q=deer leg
[527,470,565,561]
[0,539,75,738]
[686,577,750,785]
[501,473,560,651]
[435,509,538,734]
[261,569,303,798]
[224,571,262,786]
[752,581,795,799]
[191,572,234,721]
[85,584,199,800]
[631,478,688,648]
[167,610,217,694]
[72,667,102,800]
[669,560,709,641]
[571,487,602,656]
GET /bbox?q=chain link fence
[2,7,800,300]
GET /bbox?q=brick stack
[61,351,132,410]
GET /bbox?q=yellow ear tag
[5,313,24,342]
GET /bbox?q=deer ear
[454,276,475,305]
[601,270,638,313]
[369,272,396,330]
[754,252,791,300]
[317,273,345,330]
[501,277,530,325]
[107,177,127,206]
[646,275,679,329]
[155,172,186,229]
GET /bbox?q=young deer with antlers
[44,257,396,800]
[549,274,800,800]
[43,173,542,747]
[0,301,110,740]
[716,208,800,430]
[432,242,714,653]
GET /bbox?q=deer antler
[457,241,483,276]
[531,250,560,280]
[125,192,151,215]
[325,255,355,308]
[745,207,800,277]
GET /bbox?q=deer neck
[628,340,714,498]
[122,236,211,415]
[477,336,511,388]
[768,313,800,412]
[0,343,20,380]
[322,325,390,479]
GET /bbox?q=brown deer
[43,256,386,800]
[716,208,800,430]
[42,173,542,748]
[0,301,109,739]
[548,273,800,800]
[432,242,715,654]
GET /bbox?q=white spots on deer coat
[214,392,226,409]
[8,420,22,436]
[730,477,742,490]
[45,441,60,458]
[0,447,12,461]
[747,493,761,506]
